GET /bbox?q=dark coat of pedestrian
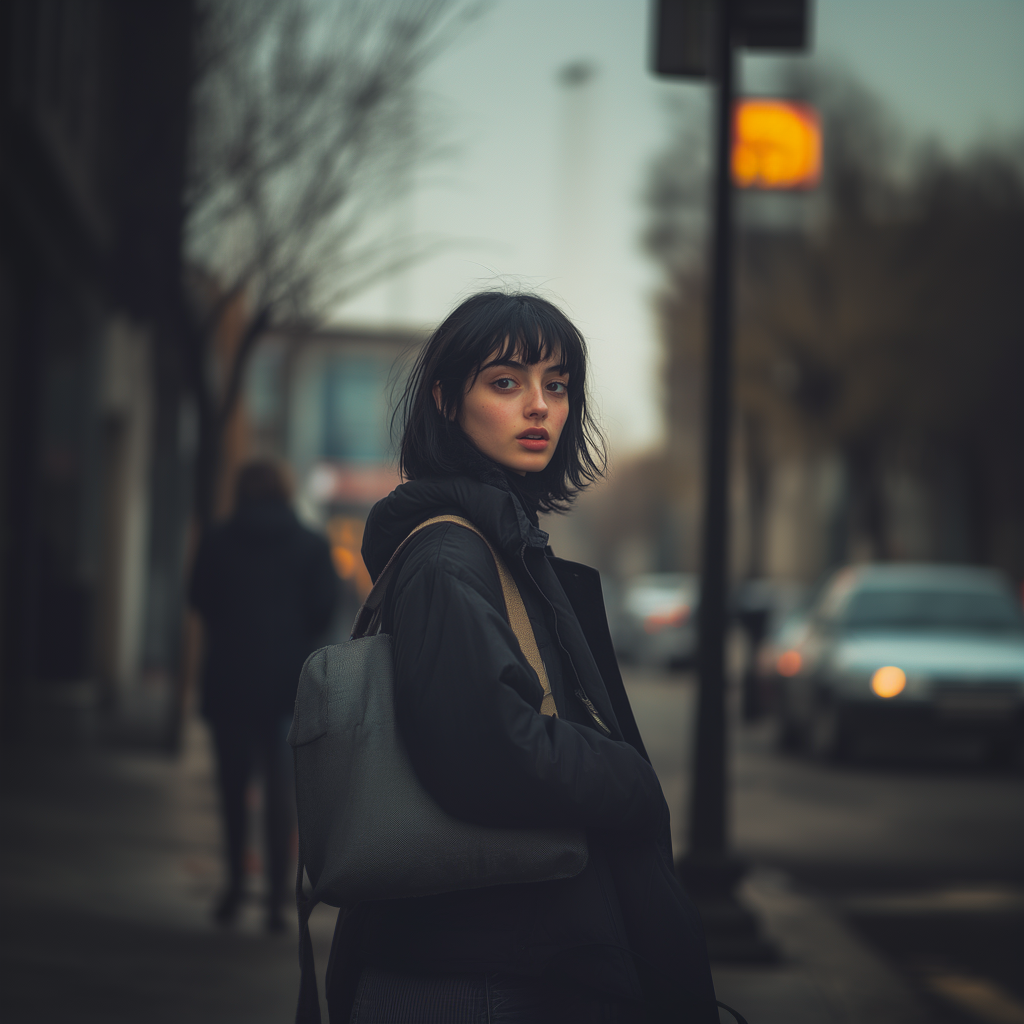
[190,461,337,931]
[323,293,717,1023]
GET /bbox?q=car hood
[835,631,1024,680]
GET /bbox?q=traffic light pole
[677,0,774,961]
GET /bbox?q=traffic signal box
[653,0,817,191]
[654,0,810,77]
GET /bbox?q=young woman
[325,292,717,1023]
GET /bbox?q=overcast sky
[336,0,1024,458]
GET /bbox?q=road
[624,666,1024,1024]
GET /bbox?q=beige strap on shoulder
[408,515,558,718]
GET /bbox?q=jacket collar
[362,474,550,582]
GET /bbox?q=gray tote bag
[289,516,587,1023]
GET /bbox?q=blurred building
[245,324,424,629]
[0,2,195,740]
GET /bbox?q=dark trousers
[346,968,646,1024]
[209,714,294,910]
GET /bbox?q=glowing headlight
[871,666,906,698]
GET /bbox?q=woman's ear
[432,382,443,414]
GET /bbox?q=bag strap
[718,1001,749,1024]
[351,515,558,717]
[294,851,321,1024]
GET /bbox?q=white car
[776,563,1024,762]
[612,573,700,669]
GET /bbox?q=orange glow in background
[733,100,822,190]
[871,665,907,698]
[644,605,691,634]
[327,516,373,598]
[776,649,802,676]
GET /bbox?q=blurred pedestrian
[322,293,717,1022]
[190,459,337,932]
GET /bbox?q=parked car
[612,573,700,669]
[756,603,813,715]
[737,578,810,717]
[775,563,1024,762]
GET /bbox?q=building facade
[0,1,195,742]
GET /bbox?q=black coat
[189,501,338,722]
[326,472,717,1022]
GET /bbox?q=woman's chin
[498,452,552,476]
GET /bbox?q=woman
[326,292,718,1023]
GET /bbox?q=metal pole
[679,0,774,961]
[689,0,736,864]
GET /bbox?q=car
[774,563,1024,762]
[737,578,810,717]
[755,603,813,716]
[612,572,700,669]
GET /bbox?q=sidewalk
[0,716,931,1024]
[0,715,337,1024]
[714,871,930,1024]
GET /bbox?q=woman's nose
[524,384,548,417]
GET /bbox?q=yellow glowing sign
[733,100,821,190]
[871,666,906,699]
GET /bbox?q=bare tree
[181,0,469,527]
[645,64,1024,575]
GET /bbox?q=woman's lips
[516,437,549,452]
[516,428,549,452]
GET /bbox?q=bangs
[467,302,586,384]
[482,332,563,371]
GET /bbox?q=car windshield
[841,588,1024,632]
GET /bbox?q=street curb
[711,869,931,1024]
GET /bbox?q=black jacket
[189,500,338,722]
[326,471,717,1022]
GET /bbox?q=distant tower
[555,60,598,313]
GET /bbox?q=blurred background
[1,1,1023,1022]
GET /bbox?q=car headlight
[871,666,906,698]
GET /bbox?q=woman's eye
[547,381,568,395]
[493,377,518,391]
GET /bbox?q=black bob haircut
[395,291,606,513]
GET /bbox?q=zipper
[519,544,613,736]
[574,688,611,735]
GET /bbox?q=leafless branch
[181,0,476,525]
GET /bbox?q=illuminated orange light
[871,666,906,699]
[326,515,373,598]
[331,546,356,579]
[733,100,821,190]
[644,606,690,634]
[776,649,802,676]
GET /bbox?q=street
[625,667,1024,1024]
[1,669,1023,1023]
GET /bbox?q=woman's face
[450,351,570,475]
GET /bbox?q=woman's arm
[389,524,665,836]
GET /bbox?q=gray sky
[336,0,1024,456]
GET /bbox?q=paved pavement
[0,715,337,1024]
[2,669,1022,1022]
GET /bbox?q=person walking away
[190,460,337,932]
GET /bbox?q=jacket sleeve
[389,525,665,836]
